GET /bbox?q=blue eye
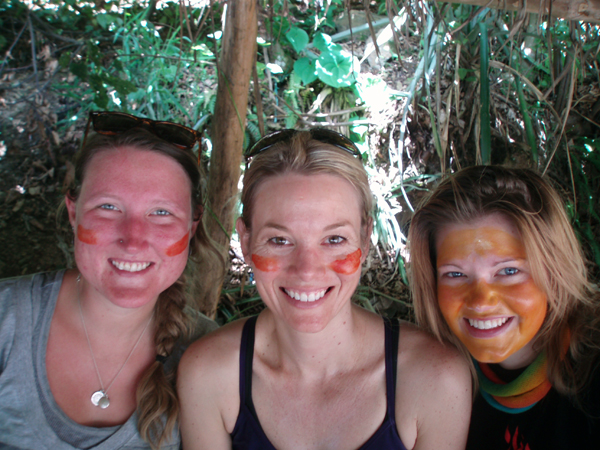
[152,209,171,216]
[99,204,117,211]
[445,271,464,278]
[500,267,519,276]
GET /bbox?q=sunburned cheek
[165,233,189,257]
[77,225,97,245]
[252,254,279,272]
[330,249,362,275]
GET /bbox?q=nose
[291,245,326,280]
[118,215,148,252]
[465,280,499,311]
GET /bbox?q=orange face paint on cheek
[330,248,362,275]
[252,254,279,272]
[165,233,189,257]
[77,225,97,245]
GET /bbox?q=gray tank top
[0,271,181,449]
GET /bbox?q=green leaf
[313,33,332,52]
[96,13,118,30]
[69,62,88,80]
[111,77,137,96]
[87,41,102,66]
[286,26,309,53]
[293,57,317,85]
[457,67,468,79]
[315,48,358,88]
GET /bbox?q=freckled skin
[252,254,279,272]
[77,224,97,245]
[166,233,190,257]
[330,249,362,275]
[436,219,547,366]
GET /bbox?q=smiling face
[66,146,198,309]
[435,214,548,369]
[237,173,368,333]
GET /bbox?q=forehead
[250,172,362,227]
[81,146,192,196]
[435,213,523,255]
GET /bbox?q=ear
[65,195,77,229]
[235,217,252,261]
[190,218,199,237]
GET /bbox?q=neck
[261,305,368,378]
[73,271,156,340]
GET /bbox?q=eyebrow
[261,221,353,232]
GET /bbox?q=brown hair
[241,130,373,242]
[408,165,600,396]
[66,128,222,448]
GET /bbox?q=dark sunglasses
[245,128,361,162]
[81,111,202,151]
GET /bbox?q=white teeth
[468,317,509,330]
[112,260,151,272]
[284,288,327,302]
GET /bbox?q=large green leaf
[313,33,332,52]
[293,57,317,84]
[315,46,358,88]
[286,27,309,53]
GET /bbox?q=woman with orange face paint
[409,165,600,450]
[0,115,224,450]
[178,129,472,450]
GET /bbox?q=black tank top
[230,316,408,450]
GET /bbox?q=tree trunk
[437,0,600,22]
[196,0,257,317]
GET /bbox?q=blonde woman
[178,129,471,450]
[409,165,600,449]
[0,113,222,449]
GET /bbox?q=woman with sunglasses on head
[408,165,600,449]
[0,113,222,449]
[178,129,472,450]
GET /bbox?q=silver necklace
[76,275,154,409]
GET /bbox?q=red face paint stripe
[252,254,279,272]
[166,233,189,257]
[77,225,97,245]
[330,248,362,275]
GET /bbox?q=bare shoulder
[398,320,469,380]
[178,317,249,438]
[178,317,249,392]
[395,321,472,450]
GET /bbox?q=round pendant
[98,395,110,409]
[91,390,110,408]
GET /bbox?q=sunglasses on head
[244,128,361,162]
[81,111,202,151]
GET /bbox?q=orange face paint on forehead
[252,254,279,272]
[437,227,526,265]
[165,233,189,257]
[329,248,362,275]
[77,225,98,245]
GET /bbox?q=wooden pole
[196,0,257,317]
[436,0,600,23]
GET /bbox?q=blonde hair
[241,130,373,241]
[408,165,600,396]
[66,128,223,448]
